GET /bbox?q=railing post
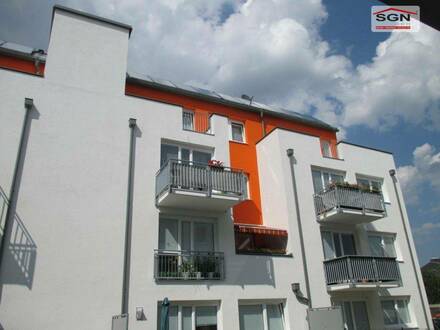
[346,257,353,283]
[207,165,212,196]
[372,257,379,281]
[334,186,340,212]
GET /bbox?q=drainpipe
[0,98,34,271]
[286,149,312,309]
[122,118,137,318]
[389,169,432,329]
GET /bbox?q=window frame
[160,142,213,167]
[311,167,345,193]
[157,301,220,330]
[320,140,332,158]
[332,299,371,330]
[367,232,398,259]
[238,301,286,330]
[230,121,245,143]
[321,230,357,260]
[182,109,195,131]
[380,298,412,328]
[158,215,218,252]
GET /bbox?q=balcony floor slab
[327,282,400,292]
[317,208,385,224]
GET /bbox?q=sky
[0,0,439,264]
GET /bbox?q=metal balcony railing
[155,159,245,199]
[314,185,386,217]
[154,250,225,280]
[324,255,400,286]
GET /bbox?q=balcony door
[159,217,216,252]
[160,143,212,166]
[321,231,356,260]
[335,301,370,330]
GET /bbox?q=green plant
[179,261,195,274]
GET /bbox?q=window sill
[322,155,344,161]
[236,251,293,258]
[229,140,248,145]
[183,128,214,136]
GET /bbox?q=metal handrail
[154,249,225,280]
[323,255,401,285]
[314,185,386,217]
[155,159,245,199]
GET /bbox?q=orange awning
[234,224,288,237]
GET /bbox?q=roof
[337,141,393,155]
[126,72,338,132]
[51,5,133,37]
[0,40,46,62]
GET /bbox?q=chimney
[45,5,132,95]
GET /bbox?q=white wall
[257,129,432,330]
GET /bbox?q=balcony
[314,184,386,224]
[154,250,225,280]
[155,159,246,211]
[324,255,401,291]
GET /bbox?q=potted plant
[203,257,217,279]
[179,261,195,280]
[208,159,224,170]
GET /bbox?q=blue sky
[0,0,439,264]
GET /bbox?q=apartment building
[0,6,433,330]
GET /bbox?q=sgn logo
[371,6,420,32]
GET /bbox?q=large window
[334,301,370,330]
[159,216,216,252]
[160,143,212,167]
[381,299,411,327]
[231,121,245,143]
[239,303,285,330]
[312,169,345,193]
[158,303,218,330]
[356,175,389,202]
[321,231,356,260]
[368,233,397,258]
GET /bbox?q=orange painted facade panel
[0,54,44,76]
[126,83,338,226]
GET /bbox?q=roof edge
[52,5,133,37]
[338,141,393,155]
[126,74,339,133]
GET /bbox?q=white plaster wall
[257,129,432,330]
[0,10,306,330]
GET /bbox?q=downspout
[122,118,137,318]
[286,149,312,308]
[389,169,432,329]
[0,98,34,270]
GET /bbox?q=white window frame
[356,174,390,203]
[321,140,332,158]
[380,297,413,328]
[230,121,245,143]
[238,301,286,330]
[158,301,220,330]
[312,167,346,193]
[161,142,213,166]
[182,109,195,131]
[321,230,357,260]
[332,299,371,330]
[367,232,399,259]
[158,215,218,252]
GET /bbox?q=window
[312,169,345,193]
[159,216,216,252]
[357,175,390,202]
[321,140,332,157]
[231,122,245,142]
[158,303,218,330]
[160,143,212,166]
[334,301,370,330]
[239,303,285,330]
[368,233,397,258]
[381,299,411,326]
[321,231,356,260]
[183,110,194,130]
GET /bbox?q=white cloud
[397,143,440,204]
[60,0,440,133]
[413,221,440,237]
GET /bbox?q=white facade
[0,6,432,330]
